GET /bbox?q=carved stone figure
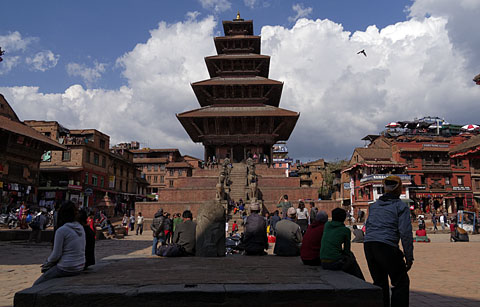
[195,200,226,257]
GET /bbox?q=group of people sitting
[151,208,197,257]
[239,204,365,280]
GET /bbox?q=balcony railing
[422,163,450,170]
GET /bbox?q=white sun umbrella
[462,124,479,131]
[385,122,400,128]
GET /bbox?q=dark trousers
[321,252,365,280]
[364,242,410,307]
[302,258,321,266]
[136,224,143,235]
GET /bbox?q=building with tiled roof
[0,95,65,207]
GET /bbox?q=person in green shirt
[320,208,364,280]
[276,194,292,219]
[172,213,183,233]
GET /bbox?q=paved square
[1,232,479,307]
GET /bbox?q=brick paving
[1,232,480,306]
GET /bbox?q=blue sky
[1,0,411,93]
[1,0,479,161]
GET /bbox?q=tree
[318,159,349,200]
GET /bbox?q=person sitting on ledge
[34,201,85,285]
[242,203,268,255]
[414,224,430,242]
[156,210,196,257]
[274,207,302,256]
[320,208,365,280]
[300,210,328,266]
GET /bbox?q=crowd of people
[234,175,414,307]
[31,174,477,307]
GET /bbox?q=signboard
[85,188,93,196]
[453,186,471,191]
[67,184,83,191]
[109,176,115,188]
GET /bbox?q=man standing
[136,212,144,235]
[274,207,302,256]
[439,211,445,230]
[364,176,413,307]
[150,209,166,255]
[276,194,292,219]
[129,214,135,231]
[29,208,48,243]
[432,212,438,233]
[243,203,268,255]
[308,201,318,224]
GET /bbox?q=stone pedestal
[14,256,383,307]
[195,200,226,257]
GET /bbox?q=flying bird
[474,73,480,85]
[357,49,367,57]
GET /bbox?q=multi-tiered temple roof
[177,14,299,162]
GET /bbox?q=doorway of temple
[233,145,244,163]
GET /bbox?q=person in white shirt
[136,212,144,235]
[34,201,85,285]
[296,201,310,235]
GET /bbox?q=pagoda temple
[177,14,299,163]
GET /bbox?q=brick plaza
[1,232,479,307]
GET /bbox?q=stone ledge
[15,256,382,307]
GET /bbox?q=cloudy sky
[1,0,479,162]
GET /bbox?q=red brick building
[343,147,410,214]
[25,121,144,210]
[348,132,475,215]
[450,135,480,213]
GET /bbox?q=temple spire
[235,11,243,21]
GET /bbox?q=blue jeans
[34,265,80,285]
[152,236,165,255]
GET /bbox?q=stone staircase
[229,163,248,203]
[227,210,245,234]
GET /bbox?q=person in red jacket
[300,210,328,266]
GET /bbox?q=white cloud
[2,16,217,155]
[0,32,37,74]
[0,55,20,75]
[244,0,257,9]
[66,61,106,87]
[0,31,36,52]
[198,0,231,13]
[2,1,480,161]
[408,0,480,73]
[25,50,59,71]
[261,15,478,159]
[288,3,313,23]
[186,11,201,21]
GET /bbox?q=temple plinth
[177,16,299,163]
